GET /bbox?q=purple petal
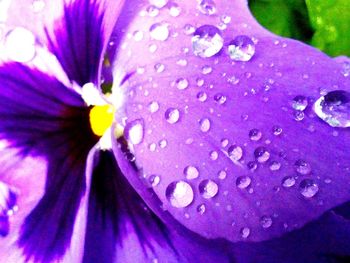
[45,0,125,86]
[90,143,232,263]
[0,62,98,261]
[110,0,350,243]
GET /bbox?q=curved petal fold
[110,0,350,243]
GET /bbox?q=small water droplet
[218,170,227,179]
[221,14,231,24]
[210,151,218,160]
[154,63,165,73]
[295,159,311,175]
[168,2,181,16]
[299,179,319,198]
[228,145,243,161]
[149,0,168,8]
[314,90,350,128]
[294,110,305,121]
[146,5,160,16]
[197,92,208,102]
[236,176,251,189]
[254,147,270,163]
[260,215,273,229]
[199,180,219,199]
[184,166,199,179]
[150,22,169,41]
[269,161,281,171]
[199,118,211,132]
[247,161,258,171]
[175,78,189,90]
[148,101,160,113]
[165,108,180,124]
[192,25,223,58]
[166,181,194,208]
[341,61,350,77]
[249,129,262,141]
[228,35,255,62]
[197,204,206,215]
[159,139,168,148]
[133,30,144,41]
[240,227,251,238]
[292,95,308,111]
[272,126,283,136]
[148,174,160,186]
[197,0,216,15]
[184,24,195,35]
[202,65,213,74]
[124,119,144,145]
[214,93,227,104]
[282,176,296,188]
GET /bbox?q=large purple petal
[0,62,98,262]
[45,0,124,86]
[109,0,350,243]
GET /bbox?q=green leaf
[249,0,313,42]
[306,0,350,57]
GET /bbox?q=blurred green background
[249,0,350,57]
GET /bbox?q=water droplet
[214,93,227,104]
[240,227,251,238]
[148,101,160,113]
[192,25,223,58]
[184,24,195,35]
[150,22,169,41]
[249,129,262,141]
[124,119,144,145]
[197,0,216,15]
[236,176,251,189]
[272,126,283,136]
[199,118,211,132]
[202,65,213,74]
[148,174,160,187]
[184,166,199,179]
[210,151,218,160]
[218,170,227,179]
[228,35,255,62]
[294,110,305,121]
[221,14,231,24]
[0,181,17,217]
[175,78,189,90]
[154,63,165,73]
[146,5,160,16]
[5,27,36,62]
[165,108,180,124]
[197,91,208,102]
[295,159,311,175]
[292,95,308,111]
[254,147,270,163]
[341,61,350,77]
[133,30,144,41]
[282,176,296,188]
[166,181,194,208]
[247,161,258,171]
[149,0,168,8]
[159,139,168,148]
[260,215,273,229]
[299,179,319,198]
[314,90,350,128]
[197,204,206,215]
[199,180,219,199]
[168,2,181,16]
[228,145,243,161]
[269,161,281,171]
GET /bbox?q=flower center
[89,104,115,137]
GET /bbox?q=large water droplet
[299,179,319,198]
[192,25,223,58]
[199,180,219,199]
[228,35,255,62]
[165,108,180,124]
[236,176,251,189]
[314,90,350,128]
[166,181,194,208]
[197,0,216,15]
[254,147,270,163]
[5,27,36,62]
[124,119,144,145]
[295,159,311,175]
[292,95,308,111]
[150,22,169,41]
[184,166,199,179]
[199,118,211,132]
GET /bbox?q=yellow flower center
[89,104,115,136]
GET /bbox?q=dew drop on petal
[228,145,243,161]
[210,150,218,160]
[184,24,195,35]
[228,35,255,62]
[148,174,160,187]
[299,179,319,198]
[197,0,216,15]
[272,126,283,136]
[175,78,189,90]
[149,22,169,41]
[166,181,194,208]
[165,108,180,124]
[5,27,36,62]
[199,180,219,199]
[214,93,227,104]
[218,170,227,179]
[197,204,206,215]
[269,161,281,171]
[240,227,251,238]
[282,176,296,188]
[236,176,251,189]
[148,101,160,113]
[192,25,223,58]
[341,61,350,77]
[313,90,350,128]
[146,5,160,17]
[149,0,168,8]
[154,63,165,73]
[254,147,270,163]
[199,118,211,132]
[168,2,181,16]
[295,159,311,175]
[260,215,273,229]
[184,166,199,179]
[124,119,144,145]
[292,95,308,111]
[249,129,262,141]
[197,91,208,102]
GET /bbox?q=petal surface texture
[111,0,350,242]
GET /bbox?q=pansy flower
[1,0,350,263]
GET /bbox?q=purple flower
[1,0,350,262]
